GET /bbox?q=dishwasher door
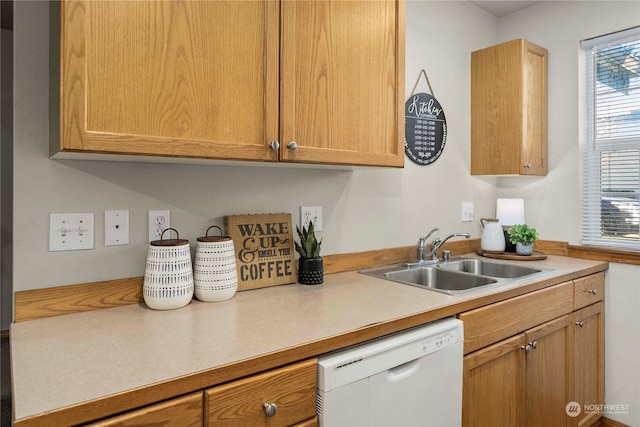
[317,317,463,427]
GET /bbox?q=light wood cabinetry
[463,334,526,426]
[205,358,317,427]
[53,0,404,168]
[525,315,573,427]
[471,39,548,176]
[279,1,404,167]
[573,301,604,427]
[83,392,203,427]
[461,273,605,427]
[83,359,317,427]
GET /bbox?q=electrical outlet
[300,206,322,231]
[49,213,94,251]
[105,210,129,246]
[148,210,170,242]
[461,202,474,222]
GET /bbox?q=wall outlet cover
[148,210,170,242]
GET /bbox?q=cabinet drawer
[84,392,202,427]
[205,358,317,427]
[459,282,573,354]
[574,272,605,310]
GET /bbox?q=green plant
[295,222,322,259]
[507,224,539,246]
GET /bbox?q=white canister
[480,218,506,253]
[143,228,194,310]
[194,226,238,302]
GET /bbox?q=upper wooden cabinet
[52,0,405,168]
[471,39,547,176]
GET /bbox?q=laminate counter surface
[10,254,607,425]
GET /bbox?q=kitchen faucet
[407,228,471,266]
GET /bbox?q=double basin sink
[360,257,552,295]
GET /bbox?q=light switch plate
[49,213,94,251]
[105,210,129,246]
[461,202,474,222]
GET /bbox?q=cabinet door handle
[529,341,538,349]
[269,140,280,151]
[588,289,598,295]
[287,141,298,150]
[523,163,532,169]
[521,344,532,353]
[263,402,277,417]
[576,321,585,328]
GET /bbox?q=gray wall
[12,1,640,424]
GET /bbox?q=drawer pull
[263,402,277,417]
[576,321,585,328]
[588,289,598,295]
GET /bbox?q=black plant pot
[503,229,516,253]
[298,257,323,285]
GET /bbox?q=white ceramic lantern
[143,228,194,310]
[194,225,238,302]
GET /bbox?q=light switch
[105,210,129,246]
[49,213,94,251]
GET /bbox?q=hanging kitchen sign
[405,69,447,165]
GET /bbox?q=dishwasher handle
[386,358,421,381]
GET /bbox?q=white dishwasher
[317,317,463,427]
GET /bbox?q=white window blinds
[581,27,640,250]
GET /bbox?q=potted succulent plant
[295,222,323,285]
[507,224,539,256]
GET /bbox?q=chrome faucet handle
[422,227,439,241]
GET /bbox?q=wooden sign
[404,92,447,165]
[224,213,296,291]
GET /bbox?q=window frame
[580,27,640,251]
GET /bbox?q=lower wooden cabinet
[463,334,526,426]
[84,392,203,427]
[83,359,318,427]
[463,316,573,427]
[573,301,604,427]
[525,315,573,427]
[461,273,605,427]
[205,358,317,427]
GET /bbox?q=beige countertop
[10,253,608,425]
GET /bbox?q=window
[581,27,640,250]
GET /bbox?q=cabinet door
[521,40,547,175]
[573,302,604,427]
[280,0,405,167]
[463,334,527,427]
[471,39,547,175]
[525,315,573,427]
[84,392,202,427]
[57,0,279,161]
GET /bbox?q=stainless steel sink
[384,267,497,293]
[359,256,552,295]
[438,259,542,278]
